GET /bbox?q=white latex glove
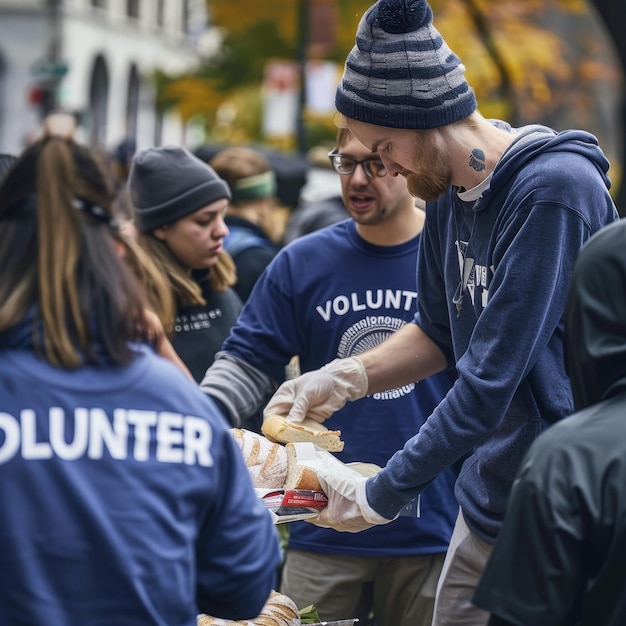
[264,357,368,424]
[307,459,396,533]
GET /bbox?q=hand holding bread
[262,414,344,452]
[231,406,393,534]
[263,357,368,424]
[303,454,395,533]
[231,425,383,499]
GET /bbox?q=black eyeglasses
[328,151,387,179]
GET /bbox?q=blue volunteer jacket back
[0,322,280,626]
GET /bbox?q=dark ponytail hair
[0,136,150,368]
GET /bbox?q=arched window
[88,54,109,148]
[126,0,139,19]
[156,0,165,27]
[0,53,6,148]
[126,64,140,138]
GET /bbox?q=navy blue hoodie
[367,124,619,542]
[474,219,626,625]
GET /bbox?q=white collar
[457,172,493,202]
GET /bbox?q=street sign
[31,59,69,81]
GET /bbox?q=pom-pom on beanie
[335,0,477,129]
[129,146,231,233]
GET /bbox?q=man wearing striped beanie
[262,0,620,624]
[335,0,476,130]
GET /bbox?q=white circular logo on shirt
[337,316,415,400]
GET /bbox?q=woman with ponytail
[0,134,280,626]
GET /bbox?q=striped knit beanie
[335,0,477,129]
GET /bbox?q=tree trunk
[590,0,626,216]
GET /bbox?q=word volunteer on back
[0,408,214,465]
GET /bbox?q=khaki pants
[432,511,493,626]
[280,549,445,626]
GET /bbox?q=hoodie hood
[565,219,626,410]
[0,308,38,351]
[0,309,133,367]
[491,124,612,198]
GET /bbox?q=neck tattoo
[469,149,486,172]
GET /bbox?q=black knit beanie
[129,146,231,233]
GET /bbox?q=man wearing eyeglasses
[199,126,459,626]
[282,146,348,244]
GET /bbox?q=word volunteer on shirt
[0,408,214,465]
[315,289,418,322]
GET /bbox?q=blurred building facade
[0,0,211,154]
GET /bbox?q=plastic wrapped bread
[230,428,288,489]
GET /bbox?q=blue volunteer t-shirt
[223,219,459,557]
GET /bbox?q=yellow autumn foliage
[164,78,224,121]
[205,0,610,105]
[161,0,621,149]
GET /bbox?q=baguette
[230,428,288,489]
[262,414,344,452]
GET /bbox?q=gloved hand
[307,459,396,533]
[263,357,368,424]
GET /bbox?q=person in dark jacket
[128,146,243,382]
[0,131,280,626]
[473,218,626,626]
[209,146,279,302]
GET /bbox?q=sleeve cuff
[366,471,411,520]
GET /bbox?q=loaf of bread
[231,428,288,489]
[261,414,344,452]
[233,425,378,496]
[284,443,322,491]
[197,590,300,626]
